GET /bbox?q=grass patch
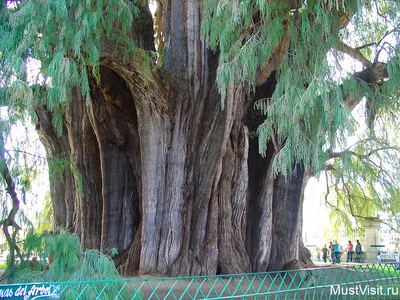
[362,264,400,277]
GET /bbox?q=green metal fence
[1,264,399,299]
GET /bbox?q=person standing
[347,241,354,262]
[333,240,341,263]
[322,245,328,263]
[329,241,334,263]
[355,240,362,263]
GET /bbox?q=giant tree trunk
[36,1,310,276]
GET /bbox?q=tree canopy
[4,0,398,170]
[204,0,400,173]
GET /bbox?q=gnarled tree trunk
[36,1,311,276]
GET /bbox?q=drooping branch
[323,138,400,235]
[341,177,400,234]
[327,146,400,168]
[0,134,21,230]
[256,1,348,86]
[326,145,399,187]
[323,169,357,229]
[0,132,23,282]
[323,170,371,233]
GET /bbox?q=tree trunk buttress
[269,166,306,270]
[36,107,75,231]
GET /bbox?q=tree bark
[36,107,76,230]
[36,1,312,276]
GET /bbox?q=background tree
[323,106,400,236]
[1,0,400,277]
[0,107,46,277]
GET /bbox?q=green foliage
[202,0,400,233]
[47,154,69,182]
[80,249,119,280]
[0,229,48,280]
[138,50,157,87]
[0,0,141,134]
[45,231,82,280]
[203,0,400,177]
[14,231,119,281]
[11,230,143,298]
[22,230,46,260]
[249,130,258,140]
[36,193,53,233]
[69,160,83,196]
[47,151,86,197]
[323,112,400,232]
[0,111,48,281]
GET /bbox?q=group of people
[320,240,362,263]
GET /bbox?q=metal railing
[0,264,399,299]
[315,251,399,264]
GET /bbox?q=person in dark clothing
[322,245,328,263]
[329,241,334,263]
[355,240,362,263]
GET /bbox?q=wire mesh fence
[1,264,399,299]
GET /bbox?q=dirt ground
[119,263,399,299]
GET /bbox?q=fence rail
[314,250,400,264]
[1,264,399,299]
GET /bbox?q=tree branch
[327,145,400,162]
[342,177,400,234]
[4,148,47,161]
[257,28,290,86]
[355,26,400,53]
[0,132,23,282]
[342,62,389,110]
[324,168,331,207]
[324,145,400,235]
[328,149,381,171]
[334,40,372,67]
